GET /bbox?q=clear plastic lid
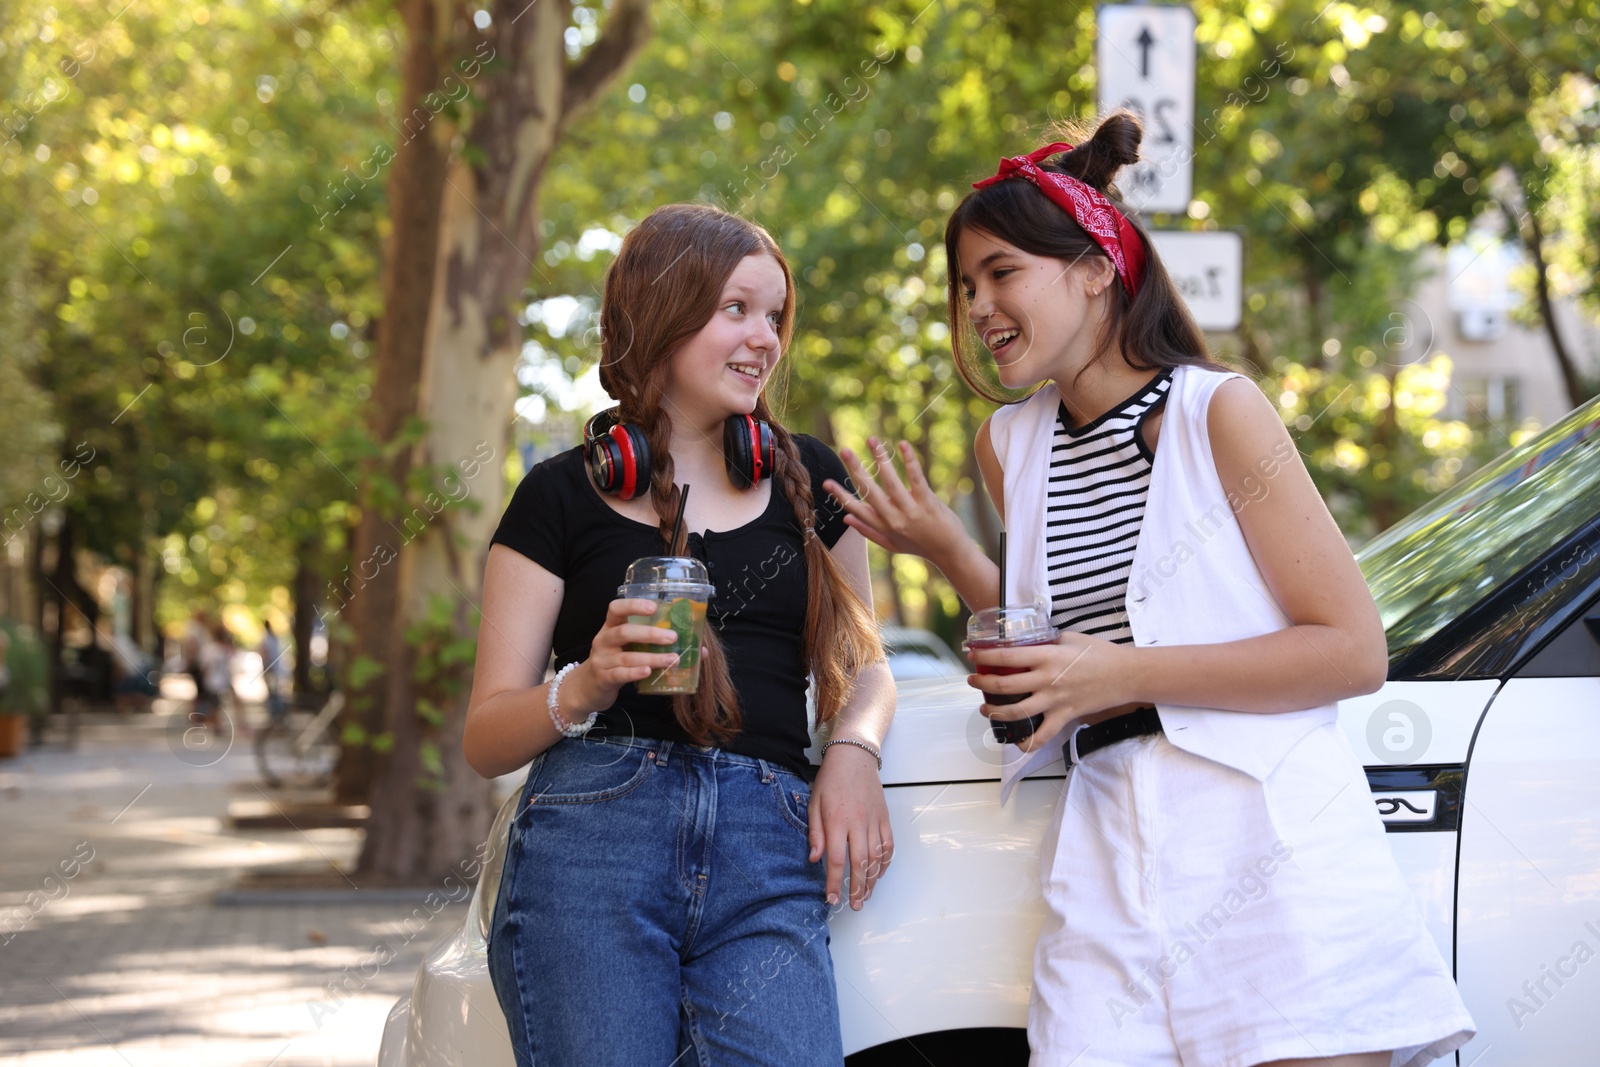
[617,555,715,599]
[965,602,1055,646]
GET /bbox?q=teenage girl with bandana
[828,112,1474,1067]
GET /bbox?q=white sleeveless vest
[992,363,1338,802]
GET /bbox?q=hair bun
[1047,109,1143,193]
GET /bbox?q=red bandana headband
[972,141,1147,298]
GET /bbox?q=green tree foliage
[2,0,395,642]
[527,0,1597,635]
[7,0,1594,660]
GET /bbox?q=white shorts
[1029,722,1475,1067]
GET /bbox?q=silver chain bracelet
[547,662,597,738]
[822,737,882,772]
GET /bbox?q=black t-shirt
[489,434,855,778]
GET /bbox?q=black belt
[1065,706,1163,766]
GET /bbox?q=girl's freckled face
[663,254,788,425]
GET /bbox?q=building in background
[1412,231,1600,429]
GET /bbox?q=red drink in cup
[964,604,1056,744]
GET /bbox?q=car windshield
[1357,397,1600,661]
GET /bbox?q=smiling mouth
[985,328,1020,358]
[728,362,762,384]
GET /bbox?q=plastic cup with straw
[963,528,1054,743]
[619,485,715,694]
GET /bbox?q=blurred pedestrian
[182,610,211,723]
[194,621,235,733]
[110,631,158,715]
[257,619,288,722]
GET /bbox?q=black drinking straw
[997,530,1008,638]
[671,484,691,555]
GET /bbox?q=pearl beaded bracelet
[546,662,597,738]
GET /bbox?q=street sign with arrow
[1097,4,1197,215]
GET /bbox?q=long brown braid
[597,203,883,745]
[758,406,882,728]
[629,388,744,742]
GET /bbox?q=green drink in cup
[619,556,715,695]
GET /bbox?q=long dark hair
[943,110,1230,404]
[596,203,883,744]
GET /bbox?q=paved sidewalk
[0,706,470,1067]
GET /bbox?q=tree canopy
[3,0,1596,871]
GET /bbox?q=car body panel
[831,778,1055,1054]
[1334,680,1498,768]
[380,881,507,1067]
[1454,676,1600,1065]
[379,998,409,1067]
[1387,831,1460,971]
[808,677,1012,788]
[857,676,1499,796]
[881,625,969,683]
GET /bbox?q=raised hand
[823,437,971,565]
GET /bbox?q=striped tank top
[1045,368,1173,644]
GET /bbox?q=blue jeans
[487,736,843,1067]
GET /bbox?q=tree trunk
[336,0,457,805]
[960,403,1000,559]
[147,567,164,668]
[1370,362,1400,533]
[42,525,62,720]
[26,524,50,745]
[880,554,907,626]
[44,511,99,718]
[292,537,319,697]
[128,551,143,647]
[1237,322,1268,377]
[53,511,100,632]
[1303,262,1326,369]
[355,0,653,883]
[1519,201,1591,410]
[136,494,158,654]
[25,525,42,633]
[811,406,837,449]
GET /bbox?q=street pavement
[0,700,472,1067]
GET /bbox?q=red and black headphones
[583,408,775,500]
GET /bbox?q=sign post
[1147,231,1243,332]
[1097,6,1241,331]
[1096,4,1197,215]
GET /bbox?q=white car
[380,396,1600,1066]
[881,624,969,682]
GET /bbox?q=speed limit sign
[1097,4,1196,214]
